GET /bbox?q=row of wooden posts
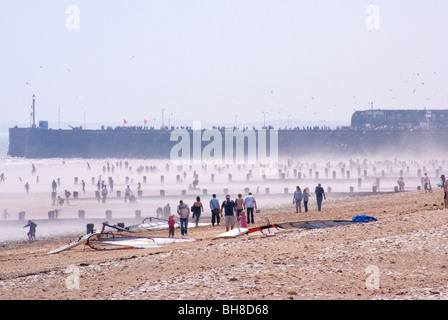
[70,165,441,186]
[56,176,404,201]
[15,209,144,221]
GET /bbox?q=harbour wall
[8,127,448,159]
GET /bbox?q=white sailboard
[47,231,99,254]
[151,237,200,244]
[127,217,171,231]
[213,228,249,239]
[99,238,161,249]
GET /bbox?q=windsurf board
[213,228,248,239]
[100,238,161,249]
[151,237,200,244]
[47,231,98,254]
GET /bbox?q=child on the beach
[168,214,175,237]
[239,211,248,228]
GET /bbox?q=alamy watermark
[65,264,80,290]
[365,265,380,290]
[365,4,380,30]
[169,123,279,174]
[66,5,80,30]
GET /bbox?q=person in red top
[168,214,176,237]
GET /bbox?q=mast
[31,94,36,128]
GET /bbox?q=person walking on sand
[293,186,303,213]
[51,179,57,193]
[63,190,71,205]
[221,194,237,232]
[177,200,190,237]
[303,188,310,212]
[210,194,220,226]
[101,185,108,203]
[168,214,176,237]
[163,203,171,219]
[235,193,244,218]
[439,175,448,209]
[124,185,132,203]
[238,210,248,229]
[315,183,326,211]
[244,192,257,224]
[444,176,448,209]
[24,220,37,241]
[423,173,432,193]
[192,196,203,228]
[64,190,71,206]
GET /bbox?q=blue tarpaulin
[352,215,378,222]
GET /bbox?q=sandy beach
[1,157,448,301]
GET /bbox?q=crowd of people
[173,192,258,238]
[171,183,331,238]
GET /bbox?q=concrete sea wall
[8,127,448,159]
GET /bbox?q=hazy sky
[1,0,447,129]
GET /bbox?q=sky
[1,0,448,129]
